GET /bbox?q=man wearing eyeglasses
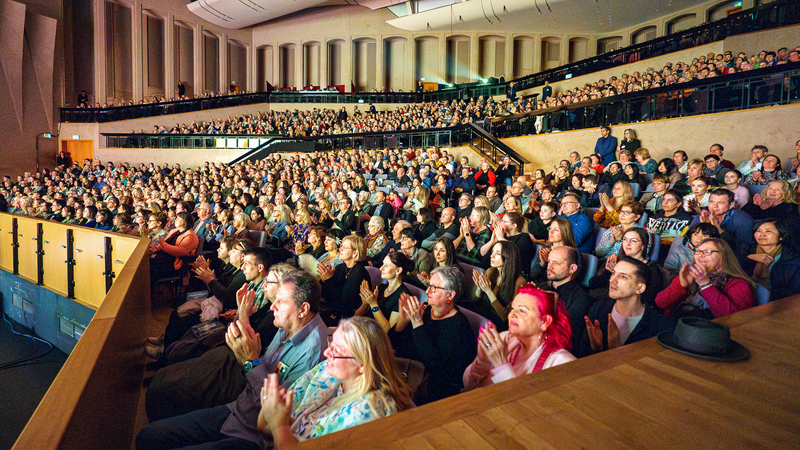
[137,269,328,450]
[558,193,593,254]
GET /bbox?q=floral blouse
[288,361,399,442]
[593,208,620,229]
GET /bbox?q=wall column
[469,32,478,83]
[533,35,542,74]
[219,32,228,93]
[320,41,328,88]
[407,35,415,91]
[376,35,384,91]
[438,34,446,85]
[342,38,352,91]
[273,44,280,89]
[504,33,513,80]
[131,1,143,101]
[164,14,174,100]
[193,24,203,94]
[295,40,303,88]
[245,43,253,92]
[93,0,106,105]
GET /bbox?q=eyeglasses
[622,237,641,244]
[327,335,356,361]
[694,249,720,256]
[427,284,449,294]
[561,201,579,206]
[619,210,635,216]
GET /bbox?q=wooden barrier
[2,213,151,449]
[300,296,800,449]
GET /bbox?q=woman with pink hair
[463,284,575,389]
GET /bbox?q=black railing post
[103,236,114,293]
[11,218,19,275]
[36,223,44,285]
[66,229,75,299]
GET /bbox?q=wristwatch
[244,358,261,372]
[464,232,471,237]
[371,306,380,313]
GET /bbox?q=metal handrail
[62,0,799,123]
[490,62,800,138]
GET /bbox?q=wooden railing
[1,213,152,449]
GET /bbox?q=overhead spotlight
[481,78,488,84]
[427,22,431,29]
[459,15,463,21]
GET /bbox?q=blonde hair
[634,147,651,159]
[343,235,368,262]
[697,238,755,288]
[233,212,251,229]
[294,207,312,225]
[764,180,798,205]
[612,181,634,210]
[336,316,411,410]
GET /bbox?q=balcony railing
[61,0,799,124]
[489,62,800,138]
[511,0,800,91]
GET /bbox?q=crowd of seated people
[3,130,800,445]
[531,45,800,110]
[135,97,506,137]
[75,88,257,109]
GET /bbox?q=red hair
[516,283,573,352]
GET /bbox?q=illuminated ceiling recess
[188,0,710,32]
[187,0,332,29]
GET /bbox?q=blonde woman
[257,316,411,447]
[593,181,635,228]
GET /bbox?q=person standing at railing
[594,126,618,166]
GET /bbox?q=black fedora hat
[657,317,750,362]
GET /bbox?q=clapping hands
[398,292,425,329]
[477,322,508,368]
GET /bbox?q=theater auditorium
[1,0,800,448]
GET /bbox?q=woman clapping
[463,285,574,390]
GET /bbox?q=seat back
[457,306,491,340]
[630,183,641,199]
[638,211,648,227]
[754,283,771,306]
[746,184,764,198]
[404,282,428,303]
[649,235,661,262]
[247,230,268,248]
[458,262,484,305]
[365,265,383,287]
[580,253,599,287]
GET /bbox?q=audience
[7,82,800,431]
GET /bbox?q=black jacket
[574,298,675,358]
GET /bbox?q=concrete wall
[503,103,800,175]
[94,147,242,168]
